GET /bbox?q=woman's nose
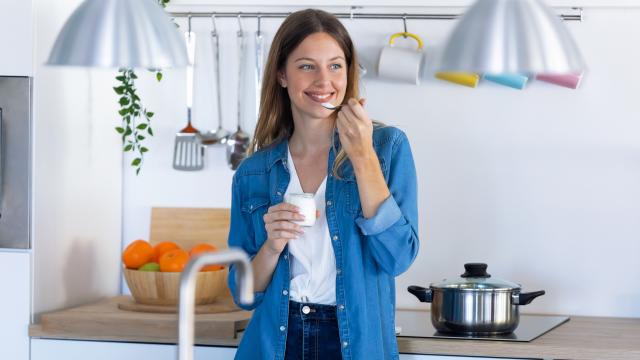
[315,66,333,82]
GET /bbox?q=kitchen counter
[396,310,640,360]
[30,297,640,360]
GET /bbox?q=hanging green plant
[114,69,156,175]
[113,0,170,175]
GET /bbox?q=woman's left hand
[336,98,374,162]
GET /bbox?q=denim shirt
[228,125,419,360]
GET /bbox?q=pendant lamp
[438,0,586,73]
[47,0,188,68]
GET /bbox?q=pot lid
[431,263,521,291]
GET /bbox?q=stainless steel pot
[408,263,545,335]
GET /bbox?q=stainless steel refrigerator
[0,77,31,249]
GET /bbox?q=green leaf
[133,103,141,110]
[131,158,142,166]
[147,127,154,136]
[118,108,129,116]
[146,111,154,118]
[115,75,125,81]
[115,127,125,134]
[130,72,138,79]
[136,167,141,176]
[124,127,133,136]
[113,86,125,95]
[124,144,133,152]
[136,123,148,130]
[119,97,129,106]
[140,147,149,153]
[156,72,163,81]
[137,135,146,141]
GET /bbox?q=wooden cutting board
[149,207,230,251]
[39,296,252,341]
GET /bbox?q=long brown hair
[249,9,359,177]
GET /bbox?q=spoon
[198,14,230,146]
[227,16,250,170]
[321,102,343,111]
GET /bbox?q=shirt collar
[266,137,288,170]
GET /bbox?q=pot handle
[517,290,546,305]
[407,285,433,303]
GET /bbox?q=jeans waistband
[289,300,337,321]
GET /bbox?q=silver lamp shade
[47,0,188,68]
[438,0,586,73]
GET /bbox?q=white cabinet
[0,251,31,360]
[0,0,33,76]
[31,339,236,360]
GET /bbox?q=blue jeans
[285,300,342,360]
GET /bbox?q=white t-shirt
[285,146,336,305]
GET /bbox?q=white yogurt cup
[284,193,316,227]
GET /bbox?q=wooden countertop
[30,297,640,359]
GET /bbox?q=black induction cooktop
[395,310,569,342]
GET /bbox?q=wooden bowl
[123,268,227,306]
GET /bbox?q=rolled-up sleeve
[355,195,402,235]
[356,131,419,277]
[227,175,266,310]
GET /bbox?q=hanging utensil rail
[168,8,583,22]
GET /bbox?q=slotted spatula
[173,23,204,171]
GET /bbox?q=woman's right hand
[262,202,305,255]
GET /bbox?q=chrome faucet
[178,248,254,360]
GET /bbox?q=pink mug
[536,72,583,89]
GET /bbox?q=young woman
[227,9,419,360]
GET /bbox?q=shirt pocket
[241,197,270,245]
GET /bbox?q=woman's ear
[278,71,287,88]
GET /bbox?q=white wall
[123,3,640,318]
[32,0,123,317]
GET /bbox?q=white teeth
[307,93,332,101]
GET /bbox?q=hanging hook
[211,12,217,35]
[257,13,262,35]
[402,14,408,38]
[237,12,243,35]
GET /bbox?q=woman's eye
[330,64,343,70]
[299,64,314,70]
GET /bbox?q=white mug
[378,32,425,85]
[284,193,316,227]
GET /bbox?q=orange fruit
[189,243,217,256]
[189,243,224,271]
[159,249,190,272]
[122,239,155,269]
[153,241,180,262]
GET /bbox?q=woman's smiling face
[280,32,348,121]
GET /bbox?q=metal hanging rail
[168,8,583,22]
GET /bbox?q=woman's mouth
[305,91,335,104]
